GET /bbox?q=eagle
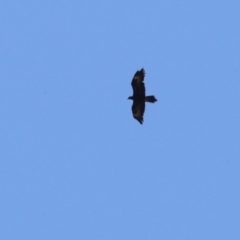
[128,68,157,124]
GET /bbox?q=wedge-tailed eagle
[128,68,157,124]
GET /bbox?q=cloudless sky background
[1,1,240,239]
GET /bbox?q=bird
[128,68,157,124]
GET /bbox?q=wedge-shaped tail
[145,95,157,103]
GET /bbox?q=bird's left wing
[131,68,145,97]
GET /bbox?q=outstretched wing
[132,100,145,124]
[131,68,145,97]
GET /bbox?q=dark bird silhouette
[128,68,157,124]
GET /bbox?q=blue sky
[1,1,240,239]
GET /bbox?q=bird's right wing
[132,100,145,124]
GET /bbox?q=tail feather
[145,95,157,103]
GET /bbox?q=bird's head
[127,96,133,100]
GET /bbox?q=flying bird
[128,68,157,124]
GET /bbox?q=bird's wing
[132,100,145,124]
[131,68,145,97]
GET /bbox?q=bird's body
[128,68,157,124]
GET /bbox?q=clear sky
[1,1,240,239]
